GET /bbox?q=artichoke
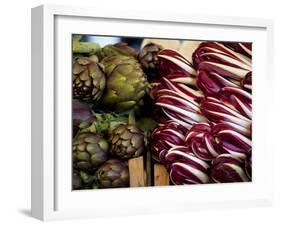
[73,133,109,172]
[73,57,106,102]
[72,170,97,190]
[101,56,149,112]
[95,159,129,188]
[79,171,97,189]
[101,42,137,58]
[138,42,163,79]
[72,170,83,190]
[109,124,145,159]
[72,100,95,137]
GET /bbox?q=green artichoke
[73,133,109,172]
[95,159,129,188]
[73,57,106,102]
[101,42,137,58]
[109,124,145,159]
[72,170,97,190]
[79,171,97,189]
[138,43,163,79]
[101,56,149,112]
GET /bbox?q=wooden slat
[154,164,170,186]
[128,156,146,187]
[145,151,152,186]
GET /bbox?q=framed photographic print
[31,4,274,221]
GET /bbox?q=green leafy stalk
[73,36,101,56]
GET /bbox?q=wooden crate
[128,154,170,187]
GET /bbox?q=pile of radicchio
[150,41,252,184]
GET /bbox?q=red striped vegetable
[212,123,251,159]
[219,86,252,119]
[185,122,224,161]
[153,78,206,129]
[241,72,252,91]
[196,70,239,97]
[244,150,252,179]
[158,49,197,79]
[165,147,210,184]
[193,42,251,81]
[149,42,252,185]
[211,154,250,183]
[200,97,251,137]
[150,121,187,162]
[222,42,252,58]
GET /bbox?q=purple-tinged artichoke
[165,147,210,184]
[211,154,249,183]
[138,42,163,79]
[192,42,251,81]
[95,159,129,188]
[73,133,109,172]
[150,121,187,162]
[109,124,145,160]
[72,100,95,137]
[73,57,106,102]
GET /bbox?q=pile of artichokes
[72,37,156,190]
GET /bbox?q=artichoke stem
[73,40,101,55]
[128,111,136,125]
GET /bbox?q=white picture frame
[31,4,274,221]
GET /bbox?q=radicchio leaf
[222,42,252,58]
[196,70,239,97]
[192,42,251,81]
[211,154,250,183]
[185,122,224,161]
[150,121,187,162]
[158,49,197,78]
[166,148,210,184]
[200,97,251,137]
[212,123,251,159]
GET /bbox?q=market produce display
[72,36,252,190]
